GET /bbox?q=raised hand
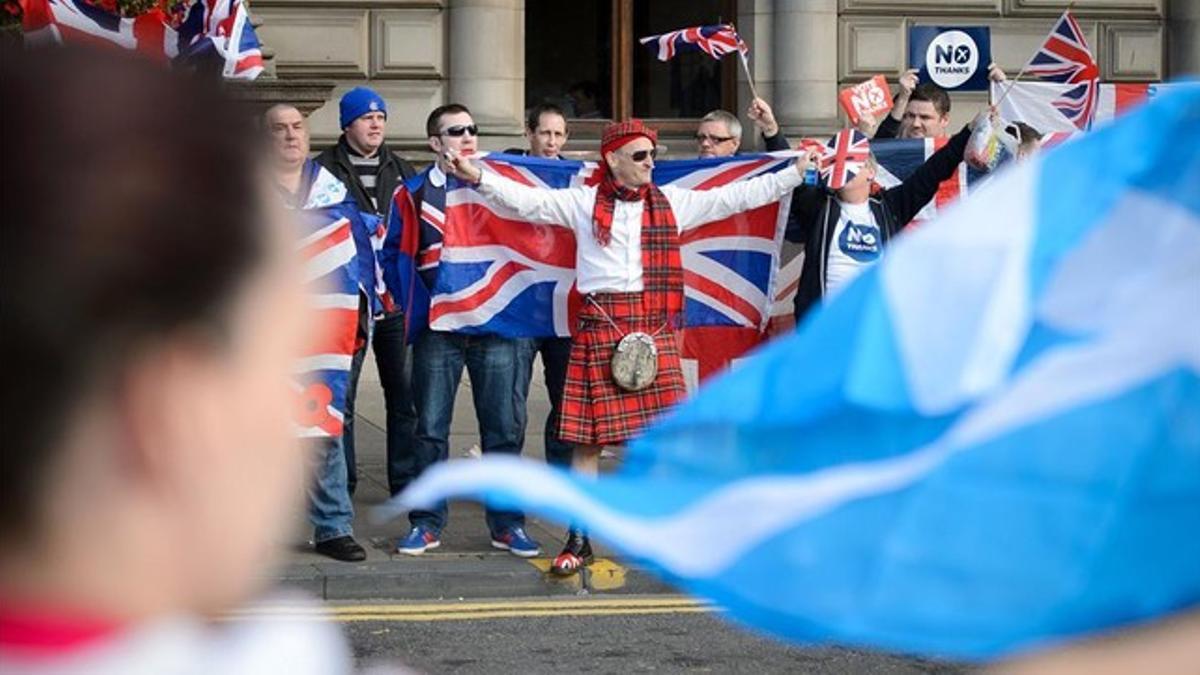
[441,148,481,185]
[856,111,879,137]
[891,69,920,120]
[795,147,822,176]
[898,68,919,96]
[747,97,780,137]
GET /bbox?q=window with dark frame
[525,0,737,131]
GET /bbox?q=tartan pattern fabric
[600,119,658,157]
[591,175,684,318]
[640,184,684,318]
[557,293,687,446]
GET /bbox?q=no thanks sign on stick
[908,26,991,92]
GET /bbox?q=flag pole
[738,50,761,102]
[727,22,761,101]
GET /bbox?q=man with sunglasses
[696,97,792,158]
[394,104,541,560]
[442,119,811,575]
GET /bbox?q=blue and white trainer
[490,526,541,558]
[396,526,440,555]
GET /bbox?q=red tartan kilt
[556,292,687,446]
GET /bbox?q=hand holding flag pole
[993,3,1085,109]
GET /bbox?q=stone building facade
[254,0,1198,158]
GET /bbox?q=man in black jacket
[315,87,418,500]
[316,86,416,215]
[786,123,971,322]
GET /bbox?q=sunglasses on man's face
[441,124,478,138]
[694,133,735,144]
[620,148,658,162]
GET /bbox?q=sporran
[587,297,664,392]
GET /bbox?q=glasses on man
[441,124,479,137]
[694,133,735,144]
[619,148,658,162]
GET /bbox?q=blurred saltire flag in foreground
[388,85,1200,660]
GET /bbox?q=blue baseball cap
[339,86,387,129]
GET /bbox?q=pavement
[272,350,672,602]
[266,352,968,672]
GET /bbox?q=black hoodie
[784,125,971,323]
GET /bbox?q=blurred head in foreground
[0,47,308,620]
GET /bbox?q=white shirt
[476,167,802,294]
[824,199,882,296]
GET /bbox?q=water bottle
[804,163,820,186]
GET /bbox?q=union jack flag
[285,162,380,438]
[639,24,748,62]
[293,209,364,438]
[20,0,263,79]
[382,153,796,383]
[1025,10,1099,130]
[820,129,871,190]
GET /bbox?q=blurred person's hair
[526,102,567,132]
[1008,121,1044,147]
[699,110,742,139]
[910,82,951,116]
[426,103,472,137]
[0,47,268,544]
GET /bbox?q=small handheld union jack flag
[820,129,871,191]
[639,24,748,62]
[1025,10,1100,130]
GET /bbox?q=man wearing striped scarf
[442,120,811,575]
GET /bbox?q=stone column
[736,0,775,147]
[1168,0,1200,77]
[772,0,839,137]
[447,0,525,147]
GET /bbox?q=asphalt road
[330,596,968,674]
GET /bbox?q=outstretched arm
[444,150,584,228]
[883,124,971,227]
[663,152,811,231]
[875,69,918,140]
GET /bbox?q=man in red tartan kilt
[442,119,810,574]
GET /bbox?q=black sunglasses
[440,124,478,137]
[695,133,735,144]
[620,148,658,162]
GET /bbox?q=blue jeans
[343,312,419,497]
[514,337,575,468]
[410,330,524,535]
[307,436,354,543]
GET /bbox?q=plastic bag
[965,110,1008,172]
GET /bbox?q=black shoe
[551,530,593,576]
[314,535,367,562]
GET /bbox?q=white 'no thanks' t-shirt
[824,199,883,296]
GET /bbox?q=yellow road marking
[228,597,712,623]
[523,557,627,590]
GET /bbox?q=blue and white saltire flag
[387,85,1200,660]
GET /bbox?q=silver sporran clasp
[610,331,659,391]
